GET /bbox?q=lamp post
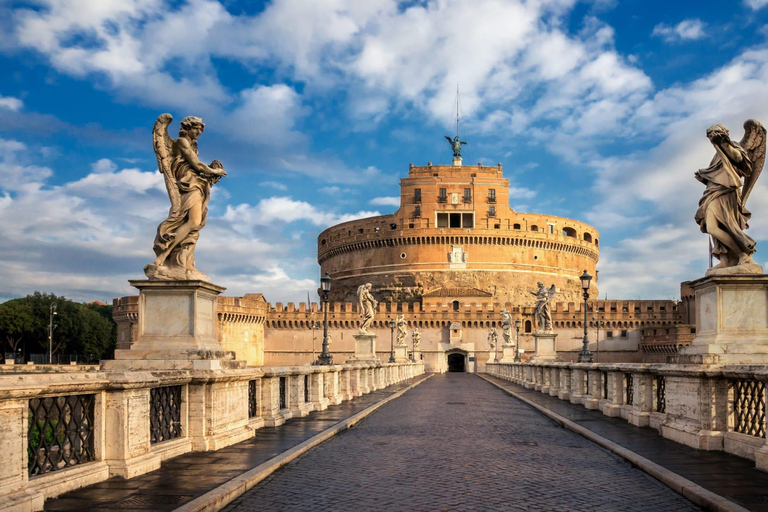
[578,270,593,363]
[514,318,522,362]
[593,316,603,363]
[316,273,333,365]
[48,302,57,365]
[389,318,396,363]
[494,330,499,363]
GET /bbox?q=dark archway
[447,353,465,372]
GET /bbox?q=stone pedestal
[529,332,561,362]
[499,344,517,363]
[412,349,422,362]
[675,275,768,364]
[347,333,379,362]
[103,280,245,371]
[394,345,409,362]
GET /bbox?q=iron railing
[248,380,258,418]
[731,379,766,438]
[625,373,634,406]
[150,386,182,444]
[28,394,95,476]
[655,375,666,413]
[279,377,287,409]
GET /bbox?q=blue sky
[2,0,768,304]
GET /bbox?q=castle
[114,158,687,372]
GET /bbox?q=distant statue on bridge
[500,309,513,345]
[396,315,408,346]
[695,119,766,275]
[357,283,377,334]
[487,327,498,350]
[412,328,421,350]
[531,282,557,333]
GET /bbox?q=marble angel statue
[144,114,226,281]
[500,308,513,344]
[695,119,766,275]
[531,282,557,332]
[357,283,377,333]
[396,315,408,346]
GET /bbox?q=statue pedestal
[394,345,409,362]
[499,344,517,363]
[411,349,421,362]
[452,156,462,166]
[102,280,245,371]
[347,333,379,362]
[674,275,768,364]
[529,332,561,362]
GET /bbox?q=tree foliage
[0,292,116,360]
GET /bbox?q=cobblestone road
[224,374,701,512]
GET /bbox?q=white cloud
[260,181,288,191]
[223,196,380,230]
[509,185,536,200]
[0,95,23,111]
[652,19,707,43]
[369,196,400,206]
[745,0,768,10]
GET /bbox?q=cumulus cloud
[0,95,23,111]
[369,196,400,206]
[223,197,380,230]
[745,0,768,10]
[652,19,707,42]
[260,181,288,191]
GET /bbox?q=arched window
[531,225,539,232]
[583,233,592,243]
[452,300,460,312]
[524,320,532,333]
[513,223,521,230]
[563,227,577,238]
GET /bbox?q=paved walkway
[224,374,702,512]
[44,376,428,512]
[482,374,768,512]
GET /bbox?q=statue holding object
[531,282,557,333]
[145,114,227,281]
[357,283,377,334]
[695,119,766,275]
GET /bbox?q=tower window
[414,206,421,217]
[488,206,496,217]
[488,189,496,202]
[438,188,447,203]
[414,189,421,202]
[463,188,471,202]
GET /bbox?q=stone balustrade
[0,361,424,511]
[487,361,768,473]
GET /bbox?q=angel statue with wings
[144,114,226,281]
[357,283,377,334]
[531,282,557,333]
[695,120,766,275]
[445,135,467,159]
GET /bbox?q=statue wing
[445,136,452,143]
[740,119,766,207]
[547,285,557,301]
[460,141,468,146]
[152,113,180,216]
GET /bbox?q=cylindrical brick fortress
[318,163,599,306]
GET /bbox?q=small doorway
[447,353,466,372]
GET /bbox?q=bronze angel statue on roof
[144,114,226,281]
[445,135,467,159]
[695,119,766,275]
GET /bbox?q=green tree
[0,293,117,361]
[0,299,38,354]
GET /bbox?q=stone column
[0,399,44,511]
[600,370,623,417]
[104,386,163,478]
[558,367,571,400]
[570,368,586,405]
[260,376,284,427]
[549,366,560,397]
[187,376,252,451]
[584,369,601,410]
[627,372,653,427]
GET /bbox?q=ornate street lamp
[315,273,333,365]
[578,270,593,363]
[48,302,57,365]
[389,318,396,363]
[514,318,522,362]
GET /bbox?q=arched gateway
[447,351,467,372]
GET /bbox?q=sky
[2,0,768,305]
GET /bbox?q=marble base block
[499,344,517,363]
[529,333,561,362]
[103,279,245,370]
[675,274,768,364]
[394,345,409,362]
[347,333,379,362]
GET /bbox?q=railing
[1,360,425,509]
[655,375,665,413]
[248,380,258,418]
[150,386,182,444]
[28,394,95,476]
[486,361,768,473]
[731,379,765,438]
